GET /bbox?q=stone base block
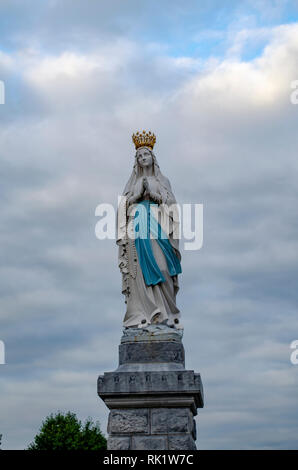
[98,335,204,451]
[106,407,197,450]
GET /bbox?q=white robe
[117,161,181,329]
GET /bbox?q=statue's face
[137,147,153,168]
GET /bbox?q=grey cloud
[0,13,298,450]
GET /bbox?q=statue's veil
[122,148,174,201]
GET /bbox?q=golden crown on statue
[132,130,156,150]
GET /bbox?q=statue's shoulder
[163,176,172,188]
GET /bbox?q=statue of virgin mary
[117,131,182,329]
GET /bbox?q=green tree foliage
[27,411,107,450]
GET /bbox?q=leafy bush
[27,411,107,450]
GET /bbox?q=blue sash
[134,200,182,286]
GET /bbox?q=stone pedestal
[97,326,204,450]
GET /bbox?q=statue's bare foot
[137,319,150,328]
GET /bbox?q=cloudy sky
[1,0,298,450]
